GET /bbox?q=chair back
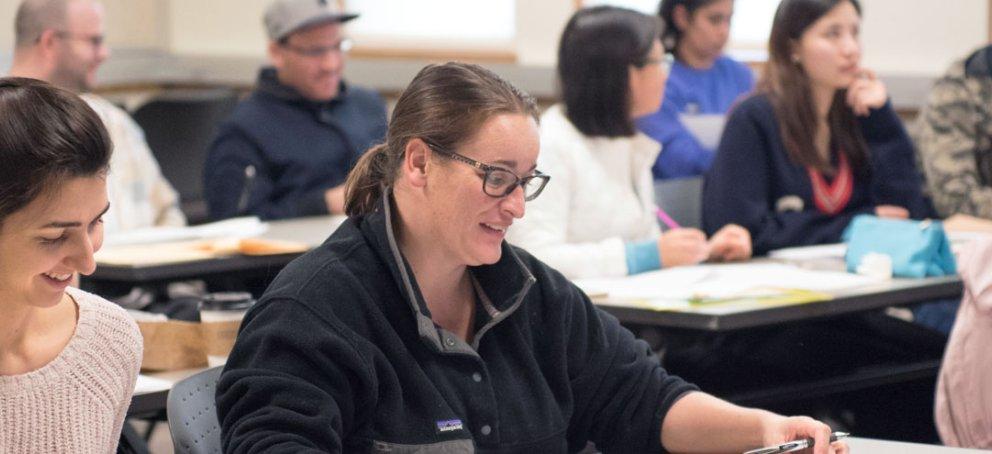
[132,88,239,224]
[167,366,224,454]
[654,176,704,229]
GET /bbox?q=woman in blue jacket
[637,0,754,179]
[703,0,931,256]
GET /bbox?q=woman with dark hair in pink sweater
[0,77,142,453]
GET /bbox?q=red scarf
[807,152,853,216]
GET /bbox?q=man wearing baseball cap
[205,0,387,220]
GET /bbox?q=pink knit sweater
[0,287,142,453]
[936,238,992,449]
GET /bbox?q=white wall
[157,0,990,75]
[0,0,989,78]
[515,0,573,66]
[167,0,268,57]
[861,0,988,76]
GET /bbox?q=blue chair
[167,366,224,454]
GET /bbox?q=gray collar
[380,188,535,354]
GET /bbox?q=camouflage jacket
[914,46,992,218]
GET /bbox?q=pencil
[655,206,681,229]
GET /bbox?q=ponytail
[344,143,392,217]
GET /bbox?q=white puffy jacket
[507,105,661,279]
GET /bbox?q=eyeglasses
[280,38,353,58]
[643,53,675,73]
[53,31,105,48]
[423,139,551,201]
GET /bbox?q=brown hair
[760,0,867,173]
[0,77,111,226]
[344,62,539,217]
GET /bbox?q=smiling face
[794,0,862,92]
[0,175,109,309]
[423,113,540,267]
[677,0,734,66]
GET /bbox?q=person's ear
[673,4,691,31]
[268,41,285,69]
[37,29,60,55]
[788,39,802,65]
[402,139,431,189]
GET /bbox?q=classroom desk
[847,437,989,453]
[87,215,345,286]
[585,259,964,441]
[596,272,963,331]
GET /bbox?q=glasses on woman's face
[423,140,550,201]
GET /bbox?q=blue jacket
[205,68,387,220]
[216,192,697,453]
[703,94,933,255]
[636,56,754,179]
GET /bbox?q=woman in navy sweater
[702,0,931,255]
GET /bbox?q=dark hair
[658,0,724,54]
[558,6,662,137]
[0,77,112,226]
[760,0,867,173]
[344,62,538,216]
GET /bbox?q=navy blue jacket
[205,68,387,220]
[703,94,933,255]
[216,192,697,453]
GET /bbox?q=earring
[791,55,801,65]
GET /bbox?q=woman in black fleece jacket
[216,60,846,454]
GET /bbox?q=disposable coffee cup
[199,292,255,367]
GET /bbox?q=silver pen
[743,431,849,454]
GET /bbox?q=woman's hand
[760,414,849,454]
[846,68,887,116]
[658,228,709,267]
[875,204,909,219]
[708,224,752,262]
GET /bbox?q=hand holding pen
[745,432,849,454]
[751,416,849,454]
[653,208,709,266]
[654,206,752,264]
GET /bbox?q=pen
[654,206,681,230]
[743,431,849,454]
[236,164,256,215]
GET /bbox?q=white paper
[104,216,268,246]
[573,262,884,303]
[134,374,173,395]
[768,243,847,261]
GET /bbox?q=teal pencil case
[842,215,957,278]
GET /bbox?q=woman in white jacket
[508,6,751,279]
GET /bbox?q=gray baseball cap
[264,0,358,41]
